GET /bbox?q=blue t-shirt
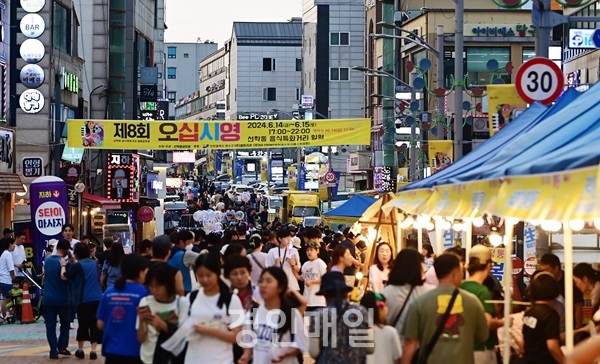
[101,261,122,290]
[64,258,103,303]
[96,282,149,357]
[43,255,70,306]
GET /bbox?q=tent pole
[563,222,574,354]
[502,221,515,364]
[435,224,443,255]
[418,226,423,253]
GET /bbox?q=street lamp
[352,66,410,88]
[369,33,440,59]
[74,178,86,236]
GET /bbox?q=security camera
[96,169,103,175]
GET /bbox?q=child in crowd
[294,241,327,310]
[97,254,149,364]
[6,280,23,318]
[360,292,402,364]
[137,263,183,364]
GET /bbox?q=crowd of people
[2,174,600,363]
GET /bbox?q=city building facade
[302,0,367,190]
[562,1,600,90]
[12,0,85,224]
[358,0,537,188]
[165,42,218,118]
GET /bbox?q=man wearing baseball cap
[461,244,504,364]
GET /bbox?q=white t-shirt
[12,245,26,277]
[265,246,300,291]
[368,265,389,293]
[301,259,327,307]
[70,239,80,250]
[137,295,181,364]
[0,250,14,284]
[248,304,307,364]
[179,288,244,364]
[248,251,268,285]
[366,325,402,364]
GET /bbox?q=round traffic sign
[515,57,563,105]
[324,171,336,183]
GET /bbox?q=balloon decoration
[192,209,224,233]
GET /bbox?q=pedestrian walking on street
[401,253,488,364]
[97,254,149,364]
[43,239,72,359]
[0,238,16,319]
[178,253,244,364]
[361,292,402,364]
[62,243,103,359]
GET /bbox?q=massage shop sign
[66,118,371,150]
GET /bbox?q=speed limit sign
[515,57,563,105]
[324,171,336,183]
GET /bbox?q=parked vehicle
[281,190,320,224]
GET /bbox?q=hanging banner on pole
[487,84,527,137]
[428,140,453,173]
[67,119,371,149]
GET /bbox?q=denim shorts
[0,283,12,297]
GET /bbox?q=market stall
[383,82,600,359]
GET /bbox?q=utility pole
[453,0,464,160]
[409,70,417,182]
[437,25,445,140]
[54,73,63,177]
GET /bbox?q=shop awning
[83,192,121,210]
[0,173,25,193]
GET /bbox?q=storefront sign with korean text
[66,119,371,150]
[106,153,140,203]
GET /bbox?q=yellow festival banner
[428,140,453,173]
[494,166,598,221]
[67,118,371,149]
[287,166,297,191]
[207,152,215,172]
[225,160,232,176]
[487,84,527,137]
[260,159,268,182]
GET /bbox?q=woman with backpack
[179,253,245,364]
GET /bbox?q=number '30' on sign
[515,57,563,106]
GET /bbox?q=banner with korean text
[67,119,371,149]
[487,84,527,137]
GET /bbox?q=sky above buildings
[164,0,302,45]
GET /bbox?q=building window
[168,91,176,103]
[522,48,536,62]
[167,47,176,59]
[167,67,177,79]
[53,2,71,54]
[184,53,189,58]
[330,67,350,81]
[296,58,302,72]
[263,58,276,71]
[262,87,277,101]
[466,47,511,85]
[296,88,300,100]
[330,32,350,46]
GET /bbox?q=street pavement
[0,319,315,364]
[0,319,91,363]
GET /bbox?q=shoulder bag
[418,288,460,364]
